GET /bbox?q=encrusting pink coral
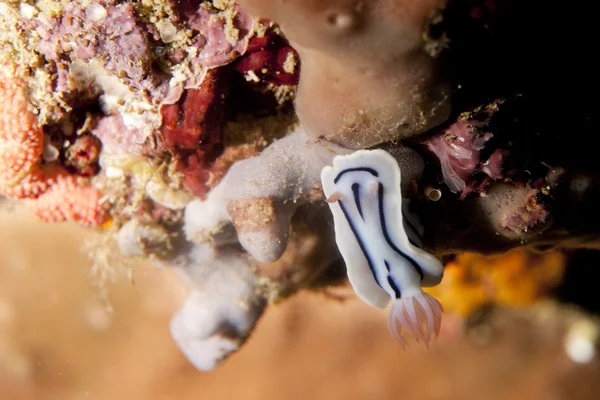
[34,2,174,106]
[169,0,255,70]
[31,1,254,116]
[91,114,165,156]
[0,71,106,227]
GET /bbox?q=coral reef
[1,0,599,370]
[0,0,298,367]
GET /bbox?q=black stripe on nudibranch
[387,276,402,299]
[334,167,378,184]
[338,199,381,287]
[384,260,402,299]
[377,183,425,281]
[351,183,363,219]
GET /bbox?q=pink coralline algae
[169,0,254,69]
[0,72,106,227]
[91,114,165,156]
[34,2,172,104]
[100,4,171,98]
[33,1,254,109]
[423,104,506,197]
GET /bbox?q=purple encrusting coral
[169,0,254,69]
[32,1,254,107]
[92,113,166,156]
[34,1,174,104]
[100,4,171,99]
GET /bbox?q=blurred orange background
[1,203,599,400]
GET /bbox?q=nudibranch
[321,149,444,347]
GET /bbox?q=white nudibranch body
[321,149,444,347]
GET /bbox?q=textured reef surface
[1,0,599,369]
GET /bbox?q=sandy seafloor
[1,201,599,400]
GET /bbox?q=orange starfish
[0,70,107,226]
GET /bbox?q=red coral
[235,32,300,86]
[228,24,300,115]
[160,69,227,198]
[0,72,107,227]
